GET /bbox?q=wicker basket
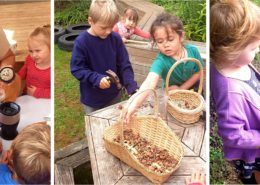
[103,88,184,185]
[166,58,205,124]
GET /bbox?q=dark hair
[150,13,184,41]
[122,7,139,23]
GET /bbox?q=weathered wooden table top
[0,1,50,72]
[85,91,206,185]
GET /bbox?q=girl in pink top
[113,7,150,43]
[17,25,51,99]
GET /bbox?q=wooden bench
[0,1,50,72]
[116,0,207,95]
[54,139,90,184]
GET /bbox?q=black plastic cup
[0,101,20,140]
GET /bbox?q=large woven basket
[166,58,205,124]
[103,88,184,185]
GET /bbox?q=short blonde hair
[11,123,50,184]
[30,24,51,49]
[210,0,260,67]
[89,0,119,27]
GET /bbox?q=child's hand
[128,89,138,98]
[99,77,111,89]
[0,142,2,154]
[185,171,205,185]
[122,38,128,43]
[27,85,37,97]
[124,103,137,128]
[169,85,180,91]
[0,150,10,166]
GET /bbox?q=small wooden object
[127,40,148,45]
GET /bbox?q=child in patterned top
[210,0,260,183]
[17,25,51,99]
[113,7,150,43]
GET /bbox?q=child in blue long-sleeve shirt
[70,0,138,114]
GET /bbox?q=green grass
[54,45,86,151]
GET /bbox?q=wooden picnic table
[85,89,206,185]
[0,1,50,72]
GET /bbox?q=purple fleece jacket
[70,31,138,108]
[210,63,260,163]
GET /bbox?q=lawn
[54,44,86,151]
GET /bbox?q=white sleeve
[0,27,10,59]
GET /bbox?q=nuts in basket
[174,100,197,110]
[113,129,178,174]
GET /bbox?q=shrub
[55,0,91,26]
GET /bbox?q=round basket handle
[165,58,204,96]
[119,88,158,146]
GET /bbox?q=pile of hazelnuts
[113,129,178,174]
[177,101,197,110]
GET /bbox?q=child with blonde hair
[113,7,150,43]
[210,0,260,183]
[71,0,138,115]
[124,13,204,125]
[0,122,50,184]
[17,25,51,99]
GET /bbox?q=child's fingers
[200,173,205,185]
[0,144,3,154]
[8,165,14,173]
[2,150,9,161]
[185,177,190,185]
[100,77,110,89]
[191,172,195,182]
[195,171,201,181]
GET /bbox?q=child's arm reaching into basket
[185,171,205,185]
[169,71,200,91]
[124,72,159,127]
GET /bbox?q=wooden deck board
[182,125,205,155]
[55,139,88,162]
[56,148,90,169]
[85,116,101,185]
[0,2,50,72]
[54,164,74,185]
[116,176,190,185]
[89,116,124,185]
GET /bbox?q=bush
[148,0,206,42]
[55,0,91,26]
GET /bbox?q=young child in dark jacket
[70,0,138,114]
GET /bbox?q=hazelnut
[119,105,123,109]
[142,160,146,165]
[178,104,182,108]
[151,145,156,150]
[149,166,155,171]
